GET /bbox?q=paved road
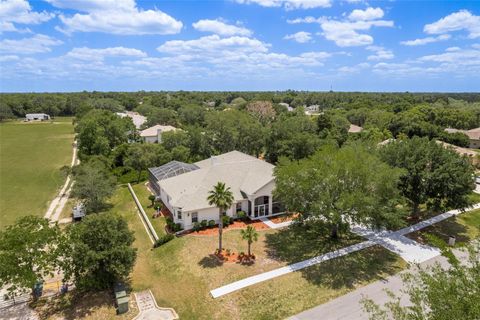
[289,249,469,320]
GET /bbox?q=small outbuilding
[72,203,86,221]
[25,113,50,121]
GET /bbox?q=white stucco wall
[143,135,158,143]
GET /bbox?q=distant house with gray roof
[444,127,480,149]
[140,124,177,143]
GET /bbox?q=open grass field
[0,118,74,228]
[104,185,406,320]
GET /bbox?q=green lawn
[105,186,406,320]
[0,118,74,228]
[408,208,480,247]
[131,183,166,236]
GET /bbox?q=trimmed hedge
[154,233,174,248]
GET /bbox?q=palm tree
[240,225,258,257]
[207,182,234,253]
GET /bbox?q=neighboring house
[304,105,321,116]
[148,151,285,230]
[348,124,363,133]
[116,111,147,129]
[436,141,479,166]
[25,113,50,121]
[278,102,293,112]
[140,124,177,143]
[444,128,480,149]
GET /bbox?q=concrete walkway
[133,290,178,320]
[210,203,480,298]
[210,241,375,298]
[289,248,470,320]
[259,217,294,229]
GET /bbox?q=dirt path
[44,141,78,222]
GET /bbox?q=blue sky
[0,0,479,92]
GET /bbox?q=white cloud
[0,55,19,62]
[288,8,393,47]
[348,7,384,21]
[366,45,394,60]
[192,19,252,36]
[158,35,269,54]
[66,47,147,61]
[320,19,393,47]
[424,10,480,39]
[45,0,134,12]
[338,62,369,73]
[0,0,54,33]
[419,47,480,65]
[400,34,451,46]
[47,0,182,35]
[235,0,331,10]
[287,16,323,24]
[1,34,334,85]
[0,34,62,54]
[372,45,480,77]
[284,31,312,43]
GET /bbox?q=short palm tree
[240,225,258,257]
[207,182,234,253]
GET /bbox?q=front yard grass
[407,208,480,247]
[108,185,407,320]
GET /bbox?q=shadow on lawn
[198,255,224,268]
[265,224,401,289]
[32,290,134,320]
[410,217,470,245]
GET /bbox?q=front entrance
[254,196,269,218]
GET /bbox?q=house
[348,124,363,133]
[436,141,479,166]
[444,128,480,149]
[304,105,321,116]
[25,113,50,121]
[140,124,177,143]
[116,111,147,129]
[148,151,285,230]
[278,102,293,112]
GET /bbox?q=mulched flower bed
[185,220,269,236]
[213,249,256,264]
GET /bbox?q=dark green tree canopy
[274,144,406,237]
[380,137,474,215]
[76,109,135,157]
[0,216,63,297]
[71,160,117,212]
[63,213,137,291]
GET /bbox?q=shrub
[166,218,183,232]
[174,223,182,232]
[237,210,247,221]
[200,220,208,229]
[226,249,231,256]
[208,220,216,227]
[222,215,231,227]
[192,222,201,232]
[154,234,174,248]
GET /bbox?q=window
[177,210,182,220]
[191,212,198,223]
[236,202,242,212]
